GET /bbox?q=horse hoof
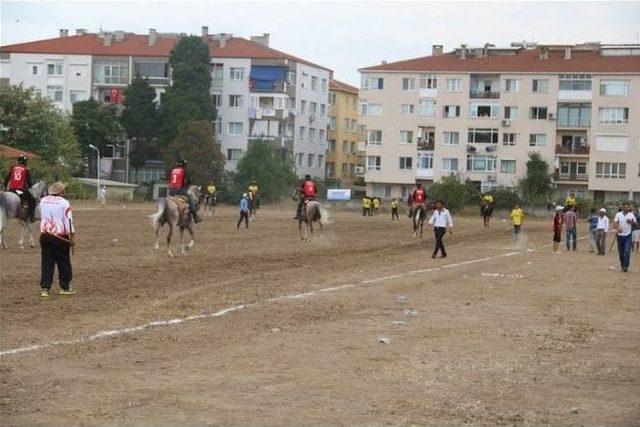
[168,252,174,258]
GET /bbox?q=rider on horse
[4,155,36,223]
[295,174,317,220]
[168,159,201,223]
[407,183,427,217]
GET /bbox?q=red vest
[412,188,426,203]
[8,165,27,190]
[301,180,316,197]
[168,167,186,189]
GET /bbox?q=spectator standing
[427,200,453,259]
[553,206,563,253]
[237,193,250,229]
[587,208,599,253]
[563,206,578,251]
[613,203,637,272]
[595,208,609,256]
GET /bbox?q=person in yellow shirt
[565,192,576,212]
[372,198,381,215]
[362,196,371,217]
[509,204,525,241]
[207,183,216,195]
[247,179,260,218]
[482,193,494,204]
[390,198,399,221]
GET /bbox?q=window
[400,131,414,144]
[229,95,244,107]
[402,77,415,91]
[350,120,357,131]
[321,78,327,92]
[469,102,500,118]
[468,128,499,144]
[372,184,392,198]
[445,78,460,92]
[134,62,169,80]
[309,128,316,142]
[342,118,349,131]
[596,135,628,152]
[301,72,309,88]
[504,106,518,120]
[319,129,325,143]
[341,163,348,174]
[320,104,326,116]
[367,156,381,171]
[300,100,307,114]
[401,104,415,114]
[213,117,222,135]
[297,153,304,166]
[399,157,413,170]
[328,139,336,152]
[361,76,384,90]
[228,122,243,136]
[31,65,38,75]
[530,107,548,120]
[46,85,63,102]
[317,154,324,168]
[211,63,224,80]
[529,133,547,147]
[310,102,317,116]
[443,131,459,145]
[560,161,587,177]
[443,105,461,118]
[329,92,336,104]
[329,116,337,130]
[47,63,63,76]
[418,99,436,117]
[600,79,629,96]
[502,133,517,146]
[558,103,591,127]
[350,141,357,153]
[229,67,244,81]
[596,162,626,179]
[342,141,349,153]
[212,93,222,108]
[417,152,433,169]
[360,101,382,116]
[599,108,629,124]
[532,79,549,93]
[500,159,516,174]
[311,76,318,90]
[70,90,87,103]
[368,130,382,145]
[559,74,591,91]
[442,158,459,172]
[227,149,243,161]
[467,154,497,172]
[504,79,520,92]
[307,154,315,168]
[299,126,306,140]
[93,59,128,84]
[420,74,437,89]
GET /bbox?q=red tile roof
[0,144,40,159]
[0,33,332,72]
[360,49,640,74]
[329,79,359,94]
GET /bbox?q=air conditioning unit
[355,166,365,175]
[487,175,497,182]
[548,112,555,120]
[485,145,497,152]
[502,119,510,127]
[466,144,477,153]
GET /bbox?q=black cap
[305,174,311,179]
[18,155,27,165]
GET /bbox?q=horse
[481,202,494,227]
[0,180,47,250]
[409,202,427,238]
[298,199,324,242]
[149,185,201,257]
[248,193,259,220]
[204,193,217,218]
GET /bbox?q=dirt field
[1,201,639,426]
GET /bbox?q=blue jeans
[617,234,633,270]
[566,227,577,250]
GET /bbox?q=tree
[231,140,298,202]
[164,121,224,186]
[70,98,123,176]
[121,75,159,171]
[518,152,553,205]
[159,36,213,148]
[0,84,81,171]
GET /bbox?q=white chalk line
[1,246,540,357]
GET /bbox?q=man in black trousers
[427,200,453,259]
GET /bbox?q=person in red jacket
[407,183,427,217]
[168,159,201,223]
[4,155,36,222]
[295,174,317,219]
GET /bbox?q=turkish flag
[110,88,120,103]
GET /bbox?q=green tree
[159,36,213,148]
[164,120,224,186]
[0,84,80,170]
[429,176,471,212]
[518,152,552,205]
[121,75,159,171]
[231,140,298,202]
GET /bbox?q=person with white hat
[552,206,563,253]
[595,208,610,256]
[38,181,76,297]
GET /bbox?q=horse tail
[318,205,329,225]
[149,198,166,228]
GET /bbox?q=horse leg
[28,222,35,248]
[154,225,160,251]
[187,226,195,250]
[299,220,305,241]
[18,221,25,250]
[166,223,174,257]
[308,220,313,241]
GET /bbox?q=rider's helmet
[176,159,187,167]
[304,174,311,180]
[17,155,28,165]
[416,182,422,188]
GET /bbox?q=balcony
[417,137,434,151]
[557,117,590,128]
[416,168,434,179]
[470,74,500,99]
[469,90,500,99]
[554,172,588,182]
[555,144,590,156]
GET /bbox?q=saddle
[9,190,31,220]
[170,195,190,219]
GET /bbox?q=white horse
[0,181,47,250]
[149,185,201,257]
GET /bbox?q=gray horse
[0,181,47,250]
[298,199,324,242]
[149,185,201,257]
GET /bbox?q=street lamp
[88,144,101,200]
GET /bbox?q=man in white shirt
[427,200,453,259]
[39,182,76,297]
[99,185,107,207]
[613,203,637,272]
[595,208,609,256]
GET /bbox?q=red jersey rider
[295,174,317,219]
[407,183,427,217]
[4,155,36,222]
[168,159,201,223]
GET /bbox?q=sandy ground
[1,201,639,426]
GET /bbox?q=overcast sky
[2,1,639,85]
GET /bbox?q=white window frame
[366,155,381,171]
[417,152,433,169]
[469,102,500,118]
[530,106,548,120]
[442,157,459,172]
[445,78,461,92]
[500,159,516,174]
[532,79,549,93]
[401,104,415,115]
[46,85,63,102]
[443,131,459,145]
[47,63,63,76]
[402,77,415,91]
[595,162,626,179]
[368,130,382,145]
[529,133,548,147]
[419,74,437,89]
[504,106,518,120]
[599,107,629,124]
[229,67,245,81]
[504,79,520,92]
[443,105,461,118]
[400,131,414,144]
[502,133,517,146]
[399,156,413,170]
[418,99,436,117]
[229,94,244,108]
[599,79,629,97]
[467,154,497,172]
[227,122,244,136]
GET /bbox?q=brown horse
[298,199,324,242]
[149,185,201,257]
[481,202,494,227]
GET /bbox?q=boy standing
[508,204,524,241]
[390,198,399,221]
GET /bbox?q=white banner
[327,189,351,201]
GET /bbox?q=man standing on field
[595,208,609,256]
[613,203,637,272]
[427,200,453,259]
[508,204,524,241]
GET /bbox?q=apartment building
[0,27,332,182]
[326,79,365,187]
[358,43,640,203]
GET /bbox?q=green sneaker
[58,288,76,296]
[40,288,51,298]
